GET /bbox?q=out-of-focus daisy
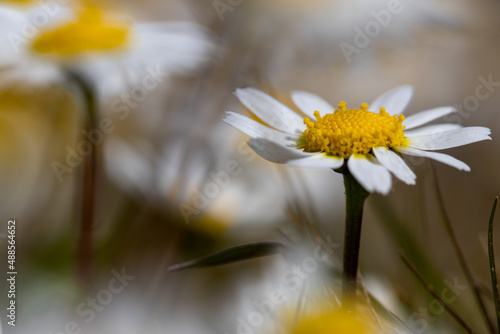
[291,308,370,334]
[0,2,221,92]
[223,85,491,195]
[0,1,222,285]
[270,284,411,334]
[105,121,289,234]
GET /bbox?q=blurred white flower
[104,117,290,232]
[0,1,222,224]
[0,2,222,93]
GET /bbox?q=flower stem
[342,173,369,300]
[68,71,98,287]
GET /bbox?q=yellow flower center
[292,309,368,334]
[2,0,34,3]
[31,6,131,56]
[300,102,406,158]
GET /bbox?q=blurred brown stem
[79,121,96,286]
[69,71,97,287]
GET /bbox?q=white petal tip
[374,184,392,196]
[233,87,250,98]
[400,85,415,93]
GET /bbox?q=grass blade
[168,242,288,271]
[399,251,476,334]
[432,163,495,333]
[488,197,499,331]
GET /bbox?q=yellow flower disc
[292,309,368,334]
[32,6,130,56]
[300,102,405,158]
[2,0,34,3]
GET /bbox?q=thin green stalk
[488,197,499,331]
[432,164,495,333]
[399,251,476,334]
[342,173,369,300]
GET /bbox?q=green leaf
[167,242,288,271]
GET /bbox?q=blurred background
[0,0,499,333]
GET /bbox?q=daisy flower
[0,1,221,285]
[223,85,491,195]
[0,2,221,92]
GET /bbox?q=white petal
[0,62,63,87]
[133,22,223,73]
[0,7,30,65]
[403,106,456,130]
[235,88,306,134]
[373,147,416,185]
[397,147,470,171]
[369,85,414,115]
[406,127,491,150]
[290,90,335,119]
[287,153,344,169]
[223,112,298,147]
[104,138,153,194]
[347,154,392,195]
[247,138,314,164]
[404,123,462,137]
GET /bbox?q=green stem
[342,173,369,300]
[488,197,499,332]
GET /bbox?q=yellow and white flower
[0,3,221,91]
[223,86,491,195]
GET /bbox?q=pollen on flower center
[31,6,131,56]
[300,102,406,158]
